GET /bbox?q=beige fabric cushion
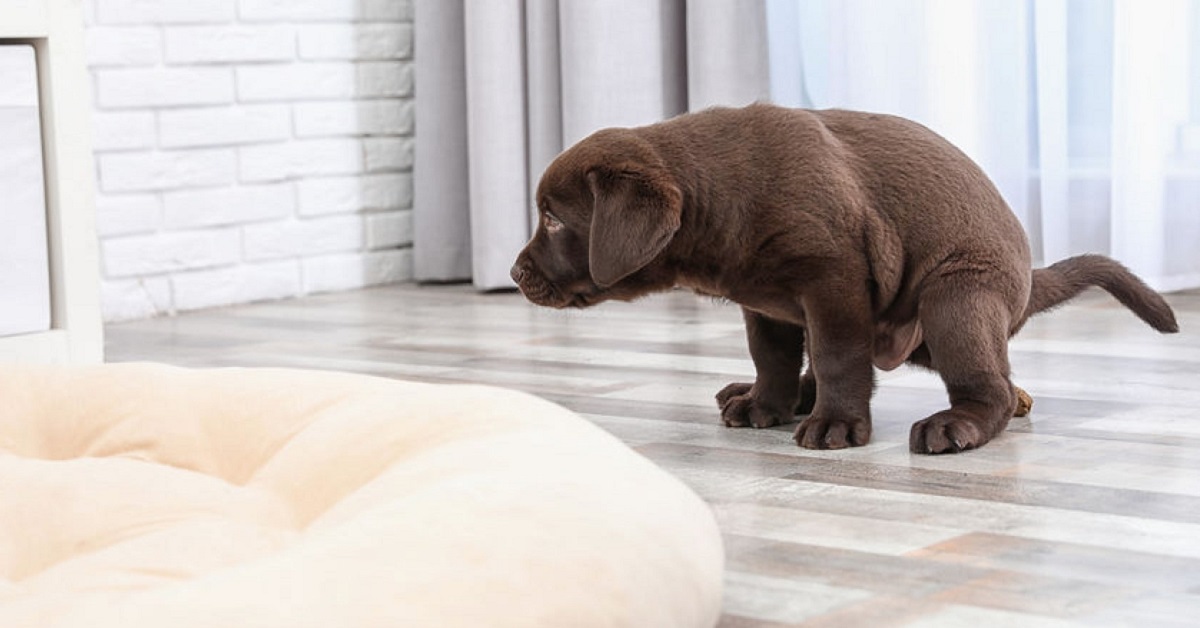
[0,364,723,627]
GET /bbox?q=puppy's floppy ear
[587,167,682,288]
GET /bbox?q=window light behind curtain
[769,0,1199,290]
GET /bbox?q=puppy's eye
[542,211,564,233]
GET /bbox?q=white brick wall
[97,0,237,25]
[85,0,415,321]
[96,66,235,108]
[159,105,291,148]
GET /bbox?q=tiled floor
[106,283,1200,626]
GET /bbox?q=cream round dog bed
[0,364,723,627]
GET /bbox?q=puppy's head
[510,128,683,308]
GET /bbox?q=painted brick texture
[85,0,414,320]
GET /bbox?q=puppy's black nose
[510,263,528,284]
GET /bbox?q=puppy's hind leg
[909,280,1022,454]
[717,309,805,428]
[907,342,1032,418]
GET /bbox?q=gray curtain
[413,0,769,289]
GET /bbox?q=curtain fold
[412,1,470,282]
[1110,0,1193,288]
[1034,0,1071,264]
[462,1,530,290]
[524,0,562,233]
[686,0,770,110]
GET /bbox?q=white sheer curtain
[414,0,769,289]
[768,0,1200,291]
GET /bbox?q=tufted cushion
[0,364,723,627]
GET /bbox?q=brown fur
[511,104,1178,454]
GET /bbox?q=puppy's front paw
[794,412,871,449]
[716,383,789,429]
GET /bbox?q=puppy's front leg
[794,293,875,449]
[716,309,805,429]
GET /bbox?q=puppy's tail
[1023,254,1178,333]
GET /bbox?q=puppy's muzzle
[509,262,530,285]
[510,257,558,306]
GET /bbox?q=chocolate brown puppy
[511,103,1178,454]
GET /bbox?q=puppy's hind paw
[1014,386,1033,417]
[716,384,789,429]
[909,410,994,454]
